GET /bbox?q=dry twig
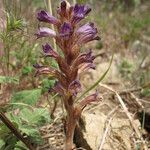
[98,106,119,150]
[129,93,144,109]
[99,83,148,150]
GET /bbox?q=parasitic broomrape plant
[34,1,100,149]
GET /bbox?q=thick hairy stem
[63,96,77,150]
[65,114,77,150]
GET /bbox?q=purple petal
[78,35,100,44]
[72,49,95,67]
[68,80,81,96]
[42,43,58,58]
[71,50,96,73]
[37,10,59,25]
[71,4,91,25]
[35,27,56,39]
[77,23,96,34]
[79,49,95,63]
[60,22,73,39]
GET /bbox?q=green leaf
[0,76,19,84]
[6,135,17,146]
[11,89,41,105]
[0,139,5,149]
[20,126,43,144]
[19,108,50,126]
[15,141,28,150]
[42,79,55,93]
[141,89,150,97]
[7,113,21,127]
[8,102,34,110]
[22,66,33,75]
[0,124,11,138]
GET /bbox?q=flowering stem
[35,1,100,149]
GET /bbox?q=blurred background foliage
[0,0,149,149]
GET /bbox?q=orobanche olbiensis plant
[34,1,100,149]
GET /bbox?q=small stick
[118,87,142,94]
[99,117,113,150]
[129,92,144,109]
[98,106,118,150]
[118,83,150,95]
[0,112,34,150]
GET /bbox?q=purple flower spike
[76,23,100,44]
[37,10,60,26]
[42,43,59,58]
[68,80,81,96]
[71,4,91,25]
[36,27,56,39]
[60,22,73,39]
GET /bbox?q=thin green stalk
[6,44,10,75]
[47,0,57,51]
[141,109,145,131]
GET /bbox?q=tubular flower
[72,49,95,66]
[33,63,57,77]
[78,63,96,74]
[36,27,56,38]
[68,80,81,96]
[71,4,91,25]
[37,10,60,26]
[42,43,59,58]
[76,23,100,45]
[79,91,99,109]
